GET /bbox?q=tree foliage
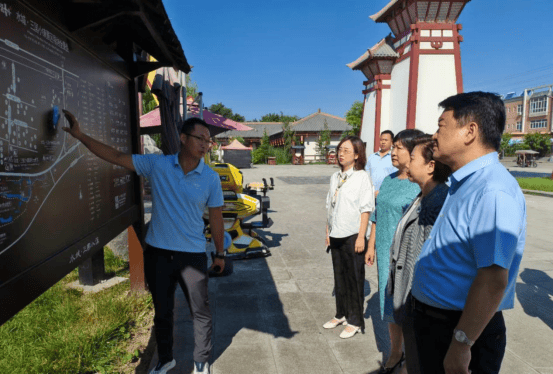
[229,136,245,144]
[281,121,295,163]
[251,130,292,164]
[252,130,271,164]
[316,120,331,159]
[208,102,245,122]
[186,74,199,98]
[259,112,300,123]
[523,132,551,156]
[345,100,363,136]
[500,132,552,156]
[142,86,157,115]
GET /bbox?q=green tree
[142,86,157,115]
[260,112,300,123]
[141,87,161,148]
[186,74,199,98]
[500,133,512,156]
[523,132,551,156]
[345,100,363,136]
[252,130,272,164]
[229,136,245,144]
[208,102,245,122]
[281,121,295,163]
[316,120,331,159]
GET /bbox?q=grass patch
[0,247,153,374]
[517,177,553,192]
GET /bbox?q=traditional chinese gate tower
[348,0,471,152]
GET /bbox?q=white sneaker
[339,324,360,339]
[323,317,346,329]
[194,361,211,374]
[149,359,176,374]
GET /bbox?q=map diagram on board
[0,1,135,286]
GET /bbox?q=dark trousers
[406,295,506,374]
[330,234,366,330]
[144,245,212,363]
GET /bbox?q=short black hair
[381,130,394,139]
[181,117,210,135]
[439,91,505,151]
[412,135,452,183]
[393,129,425,154]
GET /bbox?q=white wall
[390,58,410,135]
[304,135,318,158]
[415,54,458,135]
[360,91,376,152]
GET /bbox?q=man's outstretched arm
[62,109,135,172]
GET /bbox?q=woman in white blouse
[324,136,375,339]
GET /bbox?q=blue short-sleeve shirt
[365,151,398,191]
[132,154,224,253]
[411,152,527,311]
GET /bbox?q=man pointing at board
[62,110,224,374]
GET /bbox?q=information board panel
[0,1,139,324]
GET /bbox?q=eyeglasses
[337,148,353,155]
[186,133,212,145]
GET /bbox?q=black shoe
[150,359,176,374]
[378,352,405,374]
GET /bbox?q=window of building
[516,122,522,131]
[529,96,547,115]
[517,104,522,115]
[530,119,547,129]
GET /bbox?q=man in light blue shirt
[62,111,223,374]
[408,92,526,374]
[365,130,397,196]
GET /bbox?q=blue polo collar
[450,151,499,187]
[173,153,205,175]
[373,151,392,158]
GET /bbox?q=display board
[0,1,140,324]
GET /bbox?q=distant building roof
[215,111,351,139]
[292,111,351,132]
[215,123,283,139]
[221,139,252,150]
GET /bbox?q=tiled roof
[214,123,283,139]
[347,37,398,70]
[215,112,351,139]
[291,112,352,132]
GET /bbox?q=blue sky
[163,0,552,121]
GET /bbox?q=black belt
[410,294,462,321]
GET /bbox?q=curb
[522,189,553,198]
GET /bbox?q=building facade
[215,110,351,163]
[348,0,470,152]
[503,87,553,139]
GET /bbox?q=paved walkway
[148,164,553,374]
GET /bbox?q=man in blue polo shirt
[407,92,526,374]
[365,130,397,196]
[62,110,224,374]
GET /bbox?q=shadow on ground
[146,228,296,373]
[516,268,553,330]
[364,286,390,370]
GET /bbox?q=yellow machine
[205,163,274,260]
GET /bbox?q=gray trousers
[144,245,212,363]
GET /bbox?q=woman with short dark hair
[386,134,451,373]
[365,129,423,373]
[324,136,374,339]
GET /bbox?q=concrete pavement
[147,164,553,374]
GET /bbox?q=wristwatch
[454,329,475,347]
[214,251,226,259]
